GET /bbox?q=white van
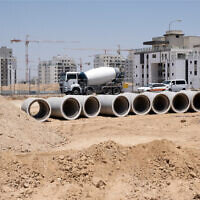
[162,79,188,92]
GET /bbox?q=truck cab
[59,72,81,94]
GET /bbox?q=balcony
[135,46,171,54]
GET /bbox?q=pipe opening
[29,100,50,121]
[133,95,150,114]
[172,93,189,112]
[193,93,200,111]
[62,98,80,119]
[84,97,100,117]
[153,94,170,113]
[113,96,129,116]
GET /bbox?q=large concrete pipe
[182,91,200,112]
[97,94,130,117]
[71,95,101,118]
[163,91,190,113]
[124,92,152,115]
[47,96,81,120]
[143,92,170,114]
[21,98,51,122]
[123,92,151,115]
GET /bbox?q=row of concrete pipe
[21,91,200,122]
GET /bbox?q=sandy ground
[10,99,200,150]
[1,97,200,200]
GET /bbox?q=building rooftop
[164,30,184,36]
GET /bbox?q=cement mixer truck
[59,67,124,95]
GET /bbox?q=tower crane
[11,35,79,83]
[64,45,134,55]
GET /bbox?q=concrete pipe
[71,95,101,118]
[181,91,200,112]
[47,96,81,120]
[143,92,170,114]
[21,98,51,122]
[124,93,151,115]
[123,92,138,114]
[97,94,130,117]
[163,91,190,113]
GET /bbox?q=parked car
[137,83,168,92]
[162,79,188,92]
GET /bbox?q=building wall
[184,36,200,48]
[38,55,77,84]
[94,54,126,73]
[0,47,17,86]
[125,51,134,82]
[133,49,200,89]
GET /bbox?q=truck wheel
[73,88,80,95]
[112,87,121,95]
[86,88,93,95]
[103,88,112,95]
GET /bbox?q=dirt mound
[0,96,64,152]
[1,139,200,200]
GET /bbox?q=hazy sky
[0,0,200,80]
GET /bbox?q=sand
[0,96,64,152]
[1,95,200,199]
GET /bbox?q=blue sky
[0,0,200,80]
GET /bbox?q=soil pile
[1,139,200,200]
[0,96,64,152]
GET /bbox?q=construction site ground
[1,95,200,200]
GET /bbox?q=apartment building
[38,55,77,84]
[94,54,126,73]
[133,30,200,89]
[0,46,17,86]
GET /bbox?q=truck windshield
[67,74,77,80]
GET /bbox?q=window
[142,74,144,78]
[190,61,192,64]
[177,53,186,59]
[152,54,156,58]
[176,80,186,84]
[190,82,192,85]
[140,54,144,64]
[176,35,179,38]
[67,74,77,80]
[194,60,197,75]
